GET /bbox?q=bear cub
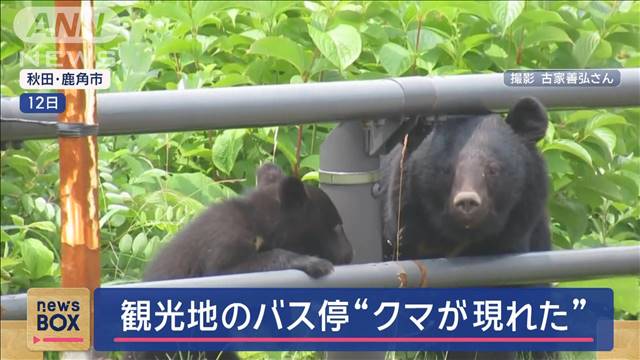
[381,97,551,260]
[144,163,353,282]
[127,164,353,359]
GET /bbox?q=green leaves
[407,27,445,53]
[490,1,524,33]
[212,129,246,175]
[308,24,362,70]
[573,32,601,67]
[21,239,53,279]
[156,39,202,57]
[549,197,588,243]
[378,43,413,76]
[544,140,593,167]
[148,1,191,25]
[525,26,572,47]
[249,37,308,74]
[575,174,638,205]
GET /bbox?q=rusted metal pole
[56,0,100,291]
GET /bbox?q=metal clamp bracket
[57,123,99,137]
[318,169,380,185]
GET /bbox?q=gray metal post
[320,121,383,262]
[320,121,384,359]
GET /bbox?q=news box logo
[27,288,90,351]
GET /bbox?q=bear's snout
[450,190,488,228]
[453,191,482,213]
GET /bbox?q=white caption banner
[20,69,111,90]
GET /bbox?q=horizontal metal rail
[2,69,639,142]
[2,246,638,320]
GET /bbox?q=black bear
[144,163,353,281]
[380,97,552,360]
[381,97,550,260]
[126,163,353,360]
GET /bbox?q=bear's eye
[485,163,500,177]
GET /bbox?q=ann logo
[13,6,117,44]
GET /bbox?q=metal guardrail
[2,69,639,142]
[3,246,639,320]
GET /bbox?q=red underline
[114,337,594,343]
[44,337,84,343]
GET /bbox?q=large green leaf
[156,39,202,57]
[517,9,567,25]
[308,24,362,70]
[573,31,601,67]
[461,33,495,54]
[525,26,572,47]
[587,127,616,157]
[118,234,133,254]
[378,43,413,76]
[120,42,153,73]
[131,232,148,256]
[238,1,295,20]
[549,197,588,243]
[490,1,525,32]
[248,37,308,74]
[149,2,192,25]
[407,27,445,53]
[543,140,593,166]
[192,1,231,26]
[21,238,53,279]
[575,174,635,204]
[212,129,246,175]
[566,110,599,124]
[585,113,628,133]
[27,221,56,233]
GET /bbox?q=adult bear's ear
[279,177,308,210]
[257,163,284,187]
[506,97,548,143]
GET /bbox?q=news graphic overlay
[19,93,66,114]
[20,69,110,90]
[95,288,613,352]
[27,288,90,351]
[504,69,621,87]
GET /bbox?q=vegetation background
[1,1,638,359]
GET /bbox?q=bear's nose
[453,191,482,214]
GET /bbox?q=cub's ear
[279,177,308,210]
[257,163,284,187]
[505,97,548,143]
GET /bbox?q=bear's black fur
[144,163,353,281]
[126,163,353,360]
[381,97,550,260]
[380,97,552,360]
